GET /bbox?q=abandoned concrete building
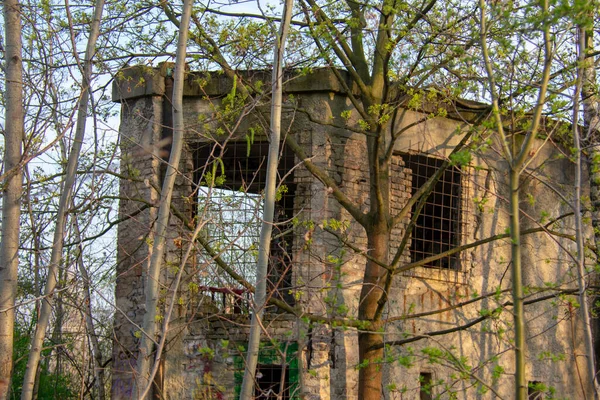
[111,65,593,399]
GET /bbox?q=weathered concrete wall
[113,65,591,399]
[182,314,297,398]
[112,94,162,399]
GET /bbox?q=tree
[146,0,599,398]
[0,0,597,398]
[240,0,294,397]
[0,0,175,397]
[19,0,106,397]
[134,1,193,398]
[579,0,600,388]
[0,0,24,397]
[478,0,565,397]
[573,11,600,397]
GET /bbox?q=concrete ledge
[111,65,493,125]
[112,64,169,102]
[113,66,357,102]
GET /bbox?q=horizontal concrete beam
[115,64,565,131]
[112,64,169,102]
[113,65,357,103]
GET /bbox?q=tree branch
[285,134,369,227]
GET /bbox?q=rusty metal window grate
[193,141,296,312]
[404,153,464,270]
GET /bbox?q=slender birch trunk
[579,5,600,392]
[508,168,527,399]
[573,26,599,399]
[73,219,106,400]
[20,0,105,397]
[134,1,193,398]
[239,1,294,397]
[480,0,552,398]
[0,0,24,397]
[582,4,600,227]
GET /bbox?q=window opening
[404,153,463,269]
[419,372,433,400]
[234,343,299,399]
[255,364,290,399]
[196,186,262,287]
[194,141,296,313]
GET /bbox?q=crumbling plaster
[112,65,591,399]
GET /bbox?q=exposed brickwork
[113,95,163,399]
[113,67,592,399]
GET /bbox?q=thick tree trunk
[358,224,389,400]
[20,0,105,397]
[0,0,24,397]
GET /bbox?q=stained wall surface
[113,66,591,399]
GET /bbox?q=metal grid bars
[255,364,292,399]
[403,153,465,270]
[234,343,300,399]
[193,141,296,313]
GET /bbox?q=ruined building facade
[112,65,592,399]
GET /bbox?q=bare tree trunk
[479,0,552,397]
[239,0,293,397]
[23,166,43,321]
[49,263,64,378]
[508,168,527,399]
[580,8,600,393]
[47,140,70,393]
[573,25,599,399]
[134,1,193,397]
[20,0,105,397]
[583,4,600,219]
[73,219,106,400]
[0,0,24,397]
